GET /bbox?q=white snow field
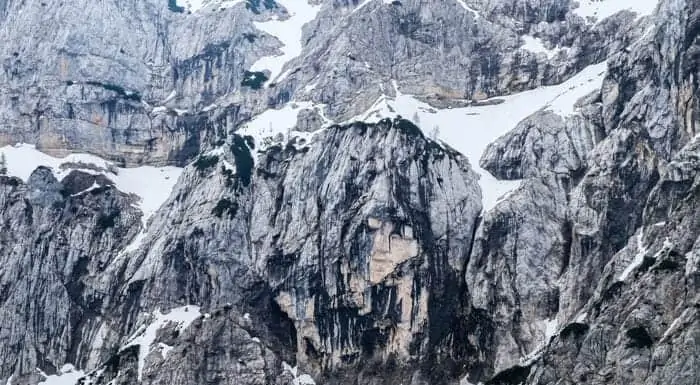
[250,0,322,84]
[350,62,608,211]
[521,35,563,59]
[238,61,608,212]
[36,365,85,385]
[573,0,660,22]
[0,144,182,224]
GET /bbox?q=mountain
[0,0,697,384]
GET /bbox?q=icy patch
[521,36,561,59]
[250,0,321,84]
[37,364,85,385]
[351,62,607,211]
[575,311,588,323]
[573,0,660,22]
[0,144,182,225]
[282,362,316,385]
[455,0,480,18]
[619,231,647,281]
[544,318,559,340]
[352,0,397,14]
[70,181,101,197]
[123,306,201,381]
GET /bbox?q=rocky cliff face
[0,0,698,385]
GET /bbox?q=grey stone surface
[0,0,698,385]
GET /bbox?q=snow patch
[620,234,675,281]
[202,103,218,112]
[459,376,481,385]
[352,0,396,14]
[123,306,202,381]
[303,82,318,93]
[686,250,699,276]
[250,0,321,84]
[163,90,177,103]
[158,342,174,358]
[238,102,325,155]
[352,0,374,14]
[544,318,559,340]
[282,362,316,385]
[662,237,673,250]
[352,0,478,18]
[204,146,236,172]
[70,181,101,197]
[542,63,607,116]
[455,0,480,18]
[521,35,561,59]
[573,0,660,23]
[661,308,693,341]
[0,144,182,225]
[122,231,148,255]
[351,62,607,211]
[518,318,559,366]
[37,364,85,385]
[151,106,169,114]
[176,0,245,13]
[619,230,647,281]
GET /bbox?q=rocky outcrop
[0,0,656,165]
[0,119,485,385]
[0,169,142,383]
[248,119,482,380]
[468,0,699,383]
